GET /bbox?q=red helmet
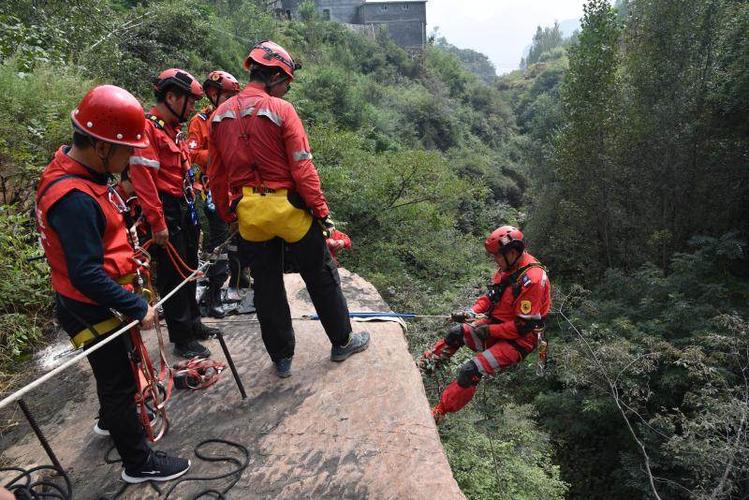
[485,225,525,255]
[153,68,204,99]
[71,85,148,148]
[243,40,299,80]
[203,70,240,94]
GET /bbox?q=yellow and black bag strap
[145,113,166,130]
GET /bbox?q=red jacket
[36,147,137,304]
[187,107,212,172]
[471,252,551,351]
[128,108,191,233]
[208,82,329,222]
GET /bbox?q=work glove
[472,324,490,341]
[451,309,476,323]
[319,215,335,238]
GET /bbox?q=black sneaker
[174,340,211,359]
[275,357,292,378]
[121,451,190,484]
[195,322,221,340]
[330,332,370,362]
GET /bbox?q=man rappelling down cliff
[419,225,551,424]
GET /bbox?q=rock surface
[0,269,464,499]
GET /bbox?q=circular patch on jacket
[520,300,532,314]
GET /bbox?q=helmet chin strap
[265,74,289,94]
[97,142,116,176]
[165,95,190,123]
[207,90,220,108]
[502,248,521,271]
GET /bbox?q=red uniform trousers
[435,320,526,415]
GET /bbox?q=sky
[426,0,587,75]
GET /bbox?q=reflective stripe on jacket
[187,109,211,171]
[128,107,191,233]
[208,82,329,223]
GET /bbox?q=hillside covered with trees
[1,0,748,498]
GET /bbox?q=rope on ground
[99,439,249,500]
[163,439,249,499]
[0,464,72,499]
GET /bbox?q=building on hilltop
[273,0,427,49]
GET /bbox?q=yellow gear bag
[236,187,313,243]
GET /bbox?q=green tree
[520,22,564,69]
[533,0,624,276]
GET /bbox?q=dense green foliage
[491,0,749,498]
[434,35,497,84]
[1,0,748,498]
[527,0,749,278]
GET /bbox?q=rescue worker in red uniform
[209,40,369,378]
[187,70,241,318]
[419,226,551,424]
[128,68,219,359]
[35,85,190,482]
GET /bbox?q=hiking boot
[93,418,109,437]
[204,285,225,319]
[274,357,292,378]
[238,271,252,289]
[121,450,190,484]
[174,340,211,359]
[330,331,370,362]
[195,322,221,340]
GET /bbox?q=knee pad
[444,324,465,348]
[456,360,482,388]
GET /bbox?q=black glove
[472,324,490,341]
[451,309,476,323]
[319,215,335,238]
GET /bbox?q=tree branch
[559,298,662,500]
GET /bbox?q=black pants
[74,331,150,468]
[56,296,150,469]
[198,198,230,288]
[240,223,351,362]
[151,194,200,344]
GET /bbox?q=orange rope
[142,239,204,281]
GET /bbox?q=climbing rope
[99,439,249,500]
[0,464,72,499]
[142,239,204,282]
[173,358,226,390]
[163,439,250,499]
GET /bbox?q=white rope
[0,230,238,412]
